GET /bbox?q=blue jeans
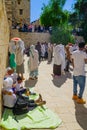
[73,75,86,98]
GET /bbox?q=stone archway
[0,0,9,120]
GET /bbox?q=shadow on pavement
[52,72,72,87]
[74,101,87,130]
[25,78,38,88]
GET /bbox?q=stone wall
[5,0,12,28]
[0,0,9,120]
[12,0,30,24]
[11,29,51,47]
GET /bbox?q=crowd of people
[2,39,47,110]
[2,38,87,112]
[12,22,52,33]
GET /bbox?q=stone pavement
[24,55,87,130]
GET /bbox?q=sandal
[37,101,46,106]
[35,94,43,103]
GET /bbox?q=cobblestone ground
[24,55,87,130]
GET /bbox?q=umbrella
[11,37,21,42]
[9,37,22,53]
[10,37,25,52]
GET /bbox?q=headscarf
[54,45,63,65]
[59,44,66,71]
[3,77,17,108]
[9,40,25,54]
[3,77,13,89]
[29,45,39,71]
[9,41,16,54]
[18,40,25,52]
[54,45,61,54]
[15,41,24,65]
[6,67,12,72]
[30,45,35,58]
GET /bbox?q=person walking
[41,43,46,60]
[72,42,87,104]
[65,44,71,72]
[47,43,53,64]
[59,44,66,74]
[28,45,39,80]
[53,45,63,77]
[35,42,41,62]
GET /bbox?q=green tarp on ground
[0,94,62,130]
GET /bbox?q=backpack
[13,95,29,115]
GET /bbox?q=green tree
[69,0,87,42]
[40,0,74,45]
[69,0,84,28]
[51,26,74,45]
[40,0,67,27]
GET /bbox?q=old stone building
[12,0,30,24]
[5,0,50,46]
[5,0,30,27]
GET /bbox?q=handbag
[13,95,29,115]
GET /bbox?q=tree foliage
[69,0,87,42]
[40,0,74,45]
[50,26,74,45]
[40,0,67,26]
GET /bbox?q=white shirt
[11,73,18,83]
[3,89,17,108]
[15,82,25,91]
[72,50,87,76]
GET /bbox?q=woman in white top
[2,77,17,108]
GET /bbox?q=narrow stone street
[23,55,87,130]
